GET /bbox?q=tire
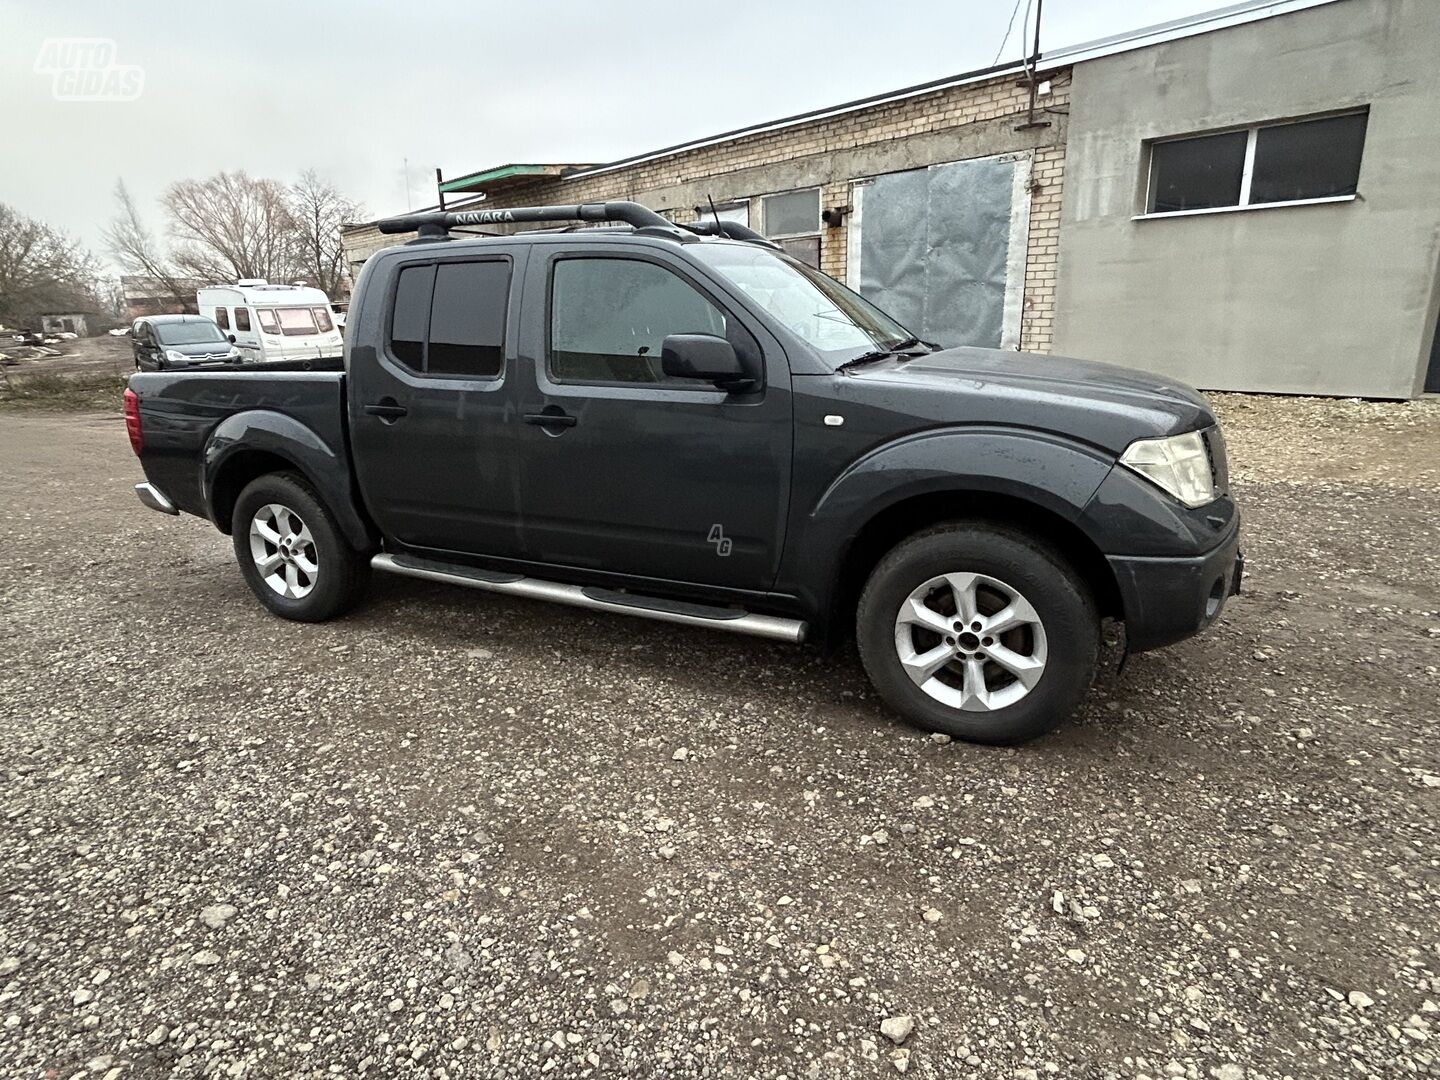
[856,522,1099,745]
[231,472,367,622]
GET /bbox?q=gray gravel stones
[198,903,236,929]
[0,401,1437,1078]
[879,1015,915,1045]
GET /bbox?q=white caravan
[197,280,343,362]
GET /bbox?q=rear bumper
[1108,520,1242,653]
[135,482,179,516]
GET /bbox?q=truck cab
[127,201,1241,744]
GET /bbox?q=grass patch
[0,371,129,411]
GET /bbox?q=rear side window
[215,307,229,330]
[235,307,251,332]
[388,260,509,378]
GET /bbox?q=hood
[166,341,233,359]
[837,346,1216,454]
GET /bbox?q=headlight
[164,349,189,363]
[226,346,242,360]
[1119,430,1215,507]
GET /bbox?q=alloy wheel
[248,503,318,599]
[892,572,1048,712]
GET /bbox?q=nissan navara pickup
[125,201,1242,744]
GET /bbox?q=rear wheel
[231,472,366,621]
[856,522,1099,745]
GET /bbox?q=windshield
[691,243,913,365]
[155,321,226,346]
[274,307,322,336]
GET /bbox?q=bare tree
[103,179,193,304]
[163,170,297,285]
[289,170,361,298]
[0,203,102,327]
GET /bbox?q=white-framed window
[759,188,821,267]
[1143,109,1368,217]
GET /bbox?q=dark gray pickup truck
[126,200,1241,744]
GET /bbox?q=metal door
[849,153,1032,349]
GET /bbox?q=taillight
[123,387,143,456]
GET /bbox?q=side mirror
[227,333,237,344]
[660,333,752,389]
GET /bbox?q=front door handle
[524,409,577,429]
[364,399,408,421]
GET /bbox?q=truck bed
[130,368,349,522]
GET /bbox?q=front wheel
[856,523,1099,745]
[231,472,367,622]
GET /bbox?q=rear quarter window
[387,259,510,378]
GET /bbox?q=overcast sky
[2,0,1225,273]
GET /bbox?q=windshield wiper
[834,336,933,373]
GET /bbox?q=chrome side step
[371,553,807,644]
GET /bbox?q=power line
[992,0,1025,65]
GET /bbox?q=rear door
[513,241,792,593]
[348,246,529,559]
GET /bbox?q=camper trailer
[196,280,343,363]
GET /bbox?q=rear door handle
[524,410,577,428]
[364,400,408,420]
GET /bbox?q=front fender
[815,425,1114,531]
[203,411,373,549]
[788,426,1116,616]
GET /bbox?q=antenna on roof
[707,194,723,233]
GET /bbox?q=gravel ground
[0,398,1436,1080]
[0,335,133,382]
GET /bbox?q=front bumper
[1107,520,1243,653]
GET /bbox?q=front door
[514,244,792,593]
[348,248,529,559]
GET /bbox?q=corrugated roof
[438,163,597,194]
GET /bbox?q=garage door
[849,153,1032,349]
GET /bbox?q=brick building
[343,0,1440,398]
[343,58,1070,353]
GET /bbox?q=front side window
[1147,109,1368,214]
[549,258,734,386]
[214,307,230,331]
[691,243,911,365]
[235,306,251,332]
[387,260,509,377]
[257,308,280,334]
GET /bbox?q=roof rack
[376,200,680,241]
[676,218,779,248]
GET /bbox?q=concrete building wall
[343,70,1071,352]
[1053,0,1440,399]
